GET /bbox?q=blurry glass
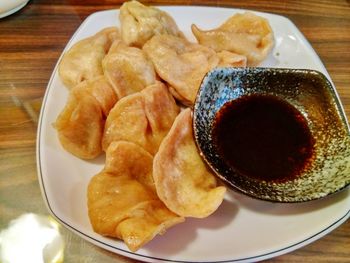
[0,213,64,263]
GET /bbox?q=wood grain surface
[0,0,349,262]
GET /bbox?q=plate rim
[36,6,350,263]
[0,0,29,19]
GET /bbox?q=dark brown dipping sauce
[213,94,315,182]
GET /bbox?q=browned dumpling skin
[102,81,179,155]
[58,27,119,89]
[55,76,118,159]
[153,108,226,218]
[143,35,219,106]
[87,141,184,252]
[191,12,274,66]
[102,40,156,99]
[119,0,184,47]
[217,51,247,67]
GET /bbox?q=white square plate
[37,6,350,262]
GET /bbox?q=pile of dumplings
[55,0,274,252]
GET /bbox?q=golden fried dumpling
[102,40,156,99]
[55,76,118,159]
[87,141,184,252]
[102,81,179,155]
[143,35,219,105]
[217,51,247,67]
[59,27,119,89]
[119,0,184,47]
[153,108,226,218]
[191,12,274,66]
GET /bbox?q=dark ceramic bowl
[193,67,350,202]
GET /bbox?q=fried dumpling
[191,12,274,66]
[119,0,184,47]
[59,27,119,89]
[88,141,184,252]
[217,51,247,67]
[153,108,226,218]
[55,76,118,159]
[102,81,179,155]
[143,35,219,105]
[102,40,156,99]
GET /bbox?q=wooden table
[0,0,349,262]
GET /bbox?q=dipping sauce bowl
[193,67,350,202]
